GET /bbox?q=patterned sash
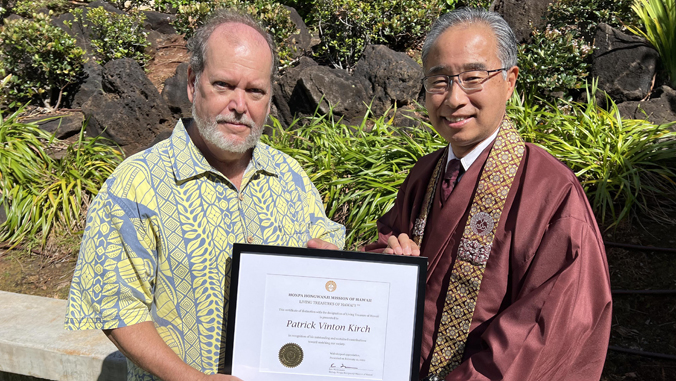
[412,119,525,379]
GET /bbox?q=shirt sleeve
[64,167,158,330]
[305,172,346,250]
[446,216,612,381]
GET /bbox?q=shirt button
[247,236,254,243]
[239,194,244,201]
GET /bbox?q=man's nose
[444,80,468,108]
[229,88,247,114]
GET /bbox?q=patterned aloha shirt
[65,119,345,380]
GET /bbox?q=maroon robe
[366,142,612,381]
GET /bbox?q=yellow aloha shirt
[65,119,345,380]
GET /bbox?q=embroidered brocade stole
[412,119,525,379]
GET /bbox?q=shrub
[0,0,16,16]
[627,0,676,88]
[275,0,315,19]
[107,0,153,12]
[0,73,10,106]
[263,84,676,246]
[517,24,592,101]
[517,0,638,103]
[309,0,449,69]
[13,0,70,17]
[508,82,676,226]
[546,0,638,42]
[452,0,493,9]
[0,14,86,109]
[153,0,299,67]
[69,7,150,66]
[263,106,446,249]
[0,107,124,246]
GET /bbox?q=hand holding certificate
[220,244,426,381]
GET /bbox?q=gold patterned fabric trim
[412,146,448,246]
[427,119,525,378]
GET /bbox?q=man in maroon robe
[365,8,612,381]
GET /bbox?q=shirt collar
[169,118,279,182]
[447,124,501,172]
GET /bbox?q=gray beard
[191,102,264,154]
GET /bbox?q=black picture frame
[219,243,427,381]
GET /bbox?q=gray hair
[187,8,278,83]
[421,7,517,76]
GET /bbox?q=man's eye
[248,88,266,99]
[429,78,448,89]
[462,74,485,83]
[214,81,232,89]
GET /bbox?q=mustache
[214,113,256,129]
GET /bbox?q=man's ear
[505,66,519,100]
[187,66,196,104]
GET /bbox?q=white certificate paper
[259,274,389,378]
[225,246,425,381]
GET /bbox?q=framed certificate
[220,243,427,381]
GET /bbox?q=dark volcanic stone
[142,10,176,35]
[72,61,104,108]
[161,62,192,118]
[352,44,423,116]
[592,23,659,103]
[283,5,313,58]
[271,81,293,128]
[289,65,368,120]
[492,0,555,43]
[617,86,676,128]
[82,58,174,155]
[278,57,319,102]
[22,112,85,140]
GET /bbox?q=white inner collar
[447,126,501,172]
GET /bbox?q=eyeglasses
[422,68,508,94]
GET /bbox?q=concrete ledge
[0,291,126,380]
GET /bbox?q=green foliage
[309,0,450,69]
[13,0,70,17]
[0,74,11,107]
[0,0,16,17]
[153,0,299,66]
[0,14,86,109]
[453,0,493,9]
[627,0,676,88]
[264,83,676,245]
[70,7,150,66]
[107,0,153,12]
[508,82,676,226]
[547,0,638,42]
[518,0,639,103]
[517,25,592,101]
[275,0,314,19]
[0,107,124,246]
[263,106,446,249]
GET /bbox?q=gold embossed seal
[278,343,304,368]
[325,280,337,292]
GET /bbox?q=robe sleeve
[363,149,443,253]
[447,215,612,381]
[363,174,417,253]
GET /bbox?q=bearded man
[65,9,344,381]
[366,8,612,381]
